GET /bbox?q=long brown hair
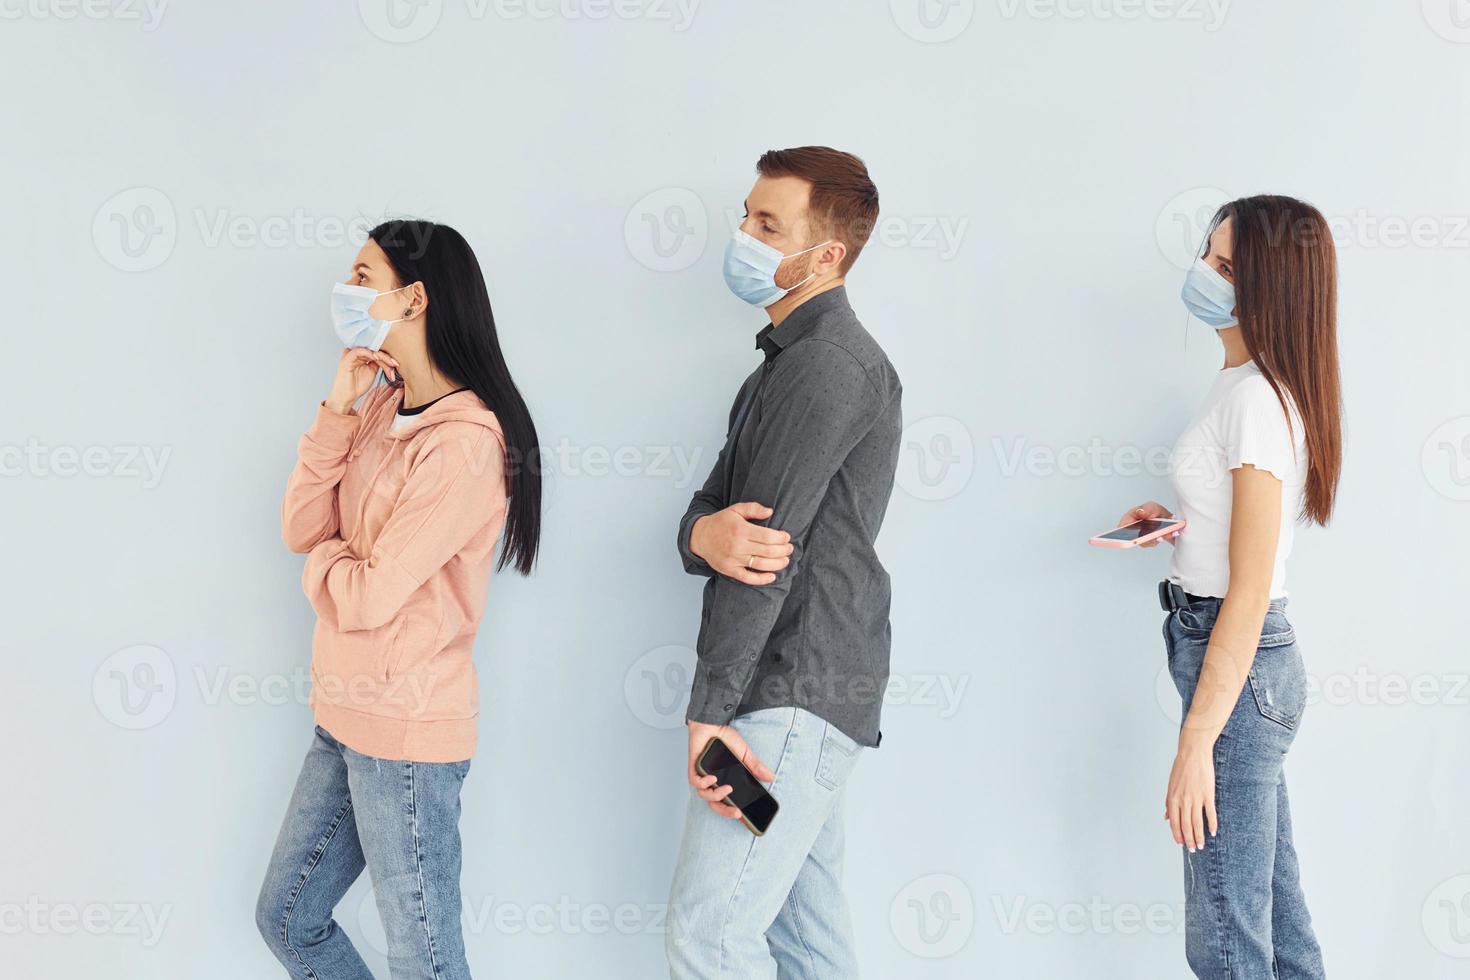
[1210,195,1342,525]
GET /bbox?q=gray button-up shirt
[677,286,902,747]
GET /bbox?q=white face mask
[1180,258,1238,329]
[330,282,415,350]
[722,229,834,307]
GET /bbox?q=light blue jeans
[666,706,864,980]
[255,726,472,980]
[1164,597,1326,979]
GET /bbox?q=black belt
[1158,581,1215,612]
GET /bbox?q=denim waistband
[1182,595,1289,613]
[1161,581,1287,614]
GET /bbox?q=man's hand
[687,721,775,820]
[689,502,794,585]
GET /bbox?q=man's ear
[820,241,847,273]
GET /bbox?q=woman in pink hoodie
[256,220,541,980]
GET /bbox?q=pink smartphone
[1089,517,1185,548]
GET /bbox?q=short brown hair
[756,146,879,274]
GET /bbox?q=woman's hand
[1165,735,1218,852]
[1118,500,1179,548]
[325,348,399,415]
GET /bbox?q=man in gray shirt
[666,147,901,979]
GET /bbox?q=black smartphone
[696,737,780,836]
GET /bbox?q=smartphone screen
[1098,518,1180,542]
[699,739,779,834]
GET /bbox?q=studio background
[3,2,1467,977]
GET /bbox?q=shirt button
[723,703,733,711]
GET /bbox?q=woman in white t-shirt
[1121,195,1342,980]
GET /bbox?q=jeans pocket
[1248,642,1307,730]
[1176,606,1215,636]
[1258,609,1296,650]
[814,721,861,792]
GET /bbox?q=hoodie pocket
[378,616,408,682]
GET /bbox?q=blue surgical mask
[1180,258,1238,329]
[330,282,415,350]
[722,229,832,307]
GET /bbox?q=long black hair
[369,219,542,574]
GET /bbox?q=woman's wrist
[323,397,355,416]
[1177,725,1217,753]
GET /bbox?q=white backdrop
[3,2,1468,977]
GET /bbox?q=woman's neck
[1218,325,1252,369]
[383,337,459,409]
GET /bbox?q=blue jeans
[256,726,472,980]
[1164,598,1326,979]
[666,706,864,979]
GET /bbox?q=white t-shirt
[1167,362,1306,599]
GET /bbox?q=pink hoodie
[282,383,507,763]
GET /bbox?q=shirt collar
[754,285,850,361]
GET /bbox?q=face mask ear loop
[788,271,818,294]
[394,282,422,323]
[788,239,834,259]
[371,284,420,328]
[782,241,834,296]
[382,284,420,385]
